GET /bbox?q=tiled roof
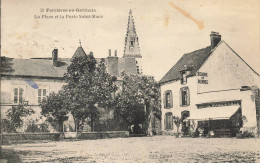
[159,46,213,84]
[0,57,70,78]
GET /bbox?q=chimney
[52,49,58,67]
[108,49,111,56]
[210,31,221,50]
[115,50,117,57]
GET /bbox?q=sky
[1,0,260,81]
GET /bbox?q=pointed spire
[123,9,142,58]
[127,9,136,33]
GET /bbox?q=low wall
[2,131,129,144]
[2,132,64,145]
[77,131,129,140]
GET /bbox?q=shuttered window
[180,87,190,106]
[164,90,173,108]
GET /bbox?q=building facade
[160,32,260,136]
[0,10,143,132]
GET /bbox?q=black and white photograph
[0,0,260,163]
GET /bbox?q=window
[38,89,47,103]
[130,40,134,46]
[166,93,171,107]
[14,88,23,104]
[164,112,173,130]
[164,90,173,108]
[180,87,190,106]
[181,72,187,84]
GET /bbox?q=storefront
[184,105,242,137]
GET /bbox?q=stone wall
[2,131,129,145]
[77,131,129,139]
[2,132,64,145]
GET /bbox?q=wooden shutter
[170,114,173,130]
[179,89,182,106]
[164,114,166,130]
[163,91,166,108]
[186,88,190,106]
[170,91,173,108]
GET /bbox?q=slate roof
[0,57,70,78]
[159,45,213,84]
[72,46,88,59]
[1,46,137,78]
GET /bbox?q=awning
[187,105,240,120]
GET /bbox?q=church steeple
[123,9,142,58]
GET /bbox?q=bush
[2,118,16,133]
[3,101,35,133]
[25,121,41,133]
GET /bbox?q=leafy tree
[2,101,34,132]
[114,74,160,135]
[40,90,69,132]
[173,116,182,136]
[63,53,117,132]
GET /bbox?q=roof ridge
[183,45,211,56]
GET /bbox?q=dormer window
[180,65,193,85]
[181,72,187,85]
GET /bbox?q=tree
[63,53,117,132]
[89,58,117,131]
[2,101,35,132]
[114,74,160,135]
[173,116,182,136]
[40,90,69,132]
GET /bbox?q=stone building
[0,9,143,132]
[160,32,260,137]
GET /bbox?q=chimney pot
[210,31,221,50]
[109,49,111,56]
[115,50,117,57]
[52,49,58,67]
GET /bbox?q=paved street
[2,136,260,163]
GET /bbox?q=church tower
[123,9,143,74]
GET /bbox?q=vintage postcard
[0,0,260,163]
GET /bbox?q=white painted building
[160,32,260,136]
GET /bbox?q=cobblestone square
[2,136,260,163]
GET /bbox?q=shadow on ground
[2,148,21,163]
